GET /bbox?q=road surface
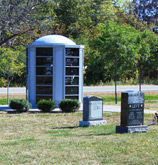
[83,85,158,93]
[0,85,158,94]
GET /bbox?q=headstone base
[116,125,148,134]
[79,120,107,127]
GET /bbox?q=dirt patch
[0,94,26,98]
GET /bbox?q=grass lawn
[0,93,158,110]
[0,94,25,105]
[84,93,158,110]
[0,112,158,164]
[100,95,158,110]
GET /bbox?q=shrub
[9,99,32,113]
[59,99,80,113]
[37,99,55,112]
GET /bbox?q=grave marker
[79,96,107,127]
[116,91,148,133]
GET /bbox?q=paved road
[0,87,26,94]
[0,85,158,94]
[84,85,158,93]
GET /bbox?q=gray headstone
[83,96,103,121]
[79,96,106,127]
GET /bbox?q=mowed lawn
[0,93,158,110]
[0,112,158,164]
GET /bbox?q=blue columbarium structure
[26,35,84,108]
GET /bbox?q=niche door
[36,48,53,103]
[65,48,79,100]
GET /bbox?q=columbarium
[26,35,84,108]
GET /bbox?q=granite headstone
[79,96,107,127]
[116,91,148,133]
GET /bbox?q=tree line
[0,0,158,87]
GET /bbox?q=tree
[133,30,158,90]
[52,0,117,39]
[133,0,158,33]
[85,21,158,101]
[0,48,24,104]
[0,0,52,47]
[0,0,119,47]
[86,22,138,83]
[86,22,139,103]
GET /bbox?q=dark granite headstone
[116,91,148,133]
[121,91,144,127]
[79,96,106,127]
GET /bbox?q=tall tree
[85,21,158,87]
[52,0,117,39]
[86,22,140,102]
[0,48,24,104]
[133,30,158,89]
[0,0,52,47]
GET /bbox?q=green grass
[0,94,157,110]
[100,95,158,110]
[0,112,158,164]
[101,95,158,103]
[0,98,7,105]
[102,96,121,102]
[0,95,157,105]
[145,95,158,101]
[1,138,37,146]
[0,95,25,105]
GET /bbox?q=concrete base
[79,120,107,127]
[116,125,148,134]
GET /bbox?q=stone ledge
[79,120,107,127]
[116,125,148,134]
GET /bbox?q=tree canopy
[85,21,158,84]
[0,47,24,103]
[0,0,52,46]
[0,0,157,86]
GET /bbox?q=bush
[9,99,32,113]
[37,99,55,112]
[59,99,80,113]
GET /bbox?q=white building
[26,35,84,108]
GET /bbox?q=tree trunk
[114,59,118,104]
[114,76,117,104]
[139,69,141,92]
[7,78,10,105]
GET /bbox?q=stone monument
[79,96,107,127]
[116,91,148,133]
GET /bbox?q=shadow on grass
[50,125,115,136]
[79,132,114,136]
[51,126,79,129]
